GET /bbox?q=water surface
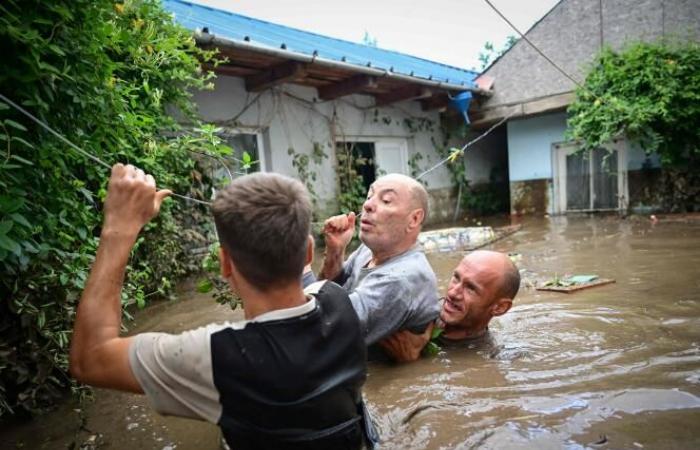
[2,215,699,449]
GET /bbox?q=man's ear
[219,245,232,278]
[492,298,512,317]
[407,208,425,231]
[305,234,314,266]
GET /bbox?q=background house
[464,0,700,216]
[163,0,492,223]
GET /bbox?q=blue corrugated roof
[162,0,478,88]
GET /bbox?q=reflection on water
[368,216,700,449]
[2,216,699,449]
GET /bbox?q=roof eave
[195,31,492,97]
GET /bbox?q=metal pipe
[195,31,492,97]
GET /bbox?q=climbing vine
[567,41,700,211]
[288,142,328,211]
[0,0,225,416]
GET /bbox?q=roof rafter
[245,61,306,92]
[317,75,378,101]
[374,85,433,107]
[420,94,449,111]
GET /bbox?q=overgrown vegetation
[567,41,700,211]
[288,142,328,213]
[335,143,371,214]
[476,35,517,71]
[0,0,228,416]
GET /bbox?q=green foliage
[288,142,328,211]
[422,326,444,357]
[335,145,369,214]
[197,243,241,310]
[567,41,700,167]
[408,152,428,187]
[361,31,378,48]
[476,35,517,71]
[0,0,226,416]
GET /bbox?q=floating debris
[537,274,615,293]
[418,224,522,253]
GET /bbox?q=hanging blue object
[448,91,472,125]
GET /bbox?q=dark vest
[211,281,368,450]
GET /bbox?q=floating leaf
[196,278,214,293]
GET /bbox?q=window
[219,131,263,174]
[553,141,628,213]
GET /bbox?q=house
[465,0,700,215]
[162,0,493,222]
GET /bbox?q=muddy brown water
[2,216,699,449]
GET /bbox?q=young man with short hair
[70,164,371,449]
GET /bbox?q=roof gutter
[195,31,492,97]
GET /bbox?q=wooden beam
[317,75,377,101]
[245,61,306,92]
[469,91,575,128]
[420,94,449,111]
[374,86,432,106]
[204,63,259,77]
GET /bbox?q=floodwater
[2,215,699,449]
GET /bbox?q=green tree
[567,41,700,211]
[0,0,227,416]
[567,41,700,166]
[477,35,517,71]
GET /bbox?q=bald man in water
[305,173,440,346]
[380,250,521,361]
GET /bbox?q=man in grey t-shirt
[311,174,440,346]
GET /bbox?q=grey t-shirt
[338,244,440,345]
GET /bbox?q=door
[553,141,628,213]
[374,139,409,176]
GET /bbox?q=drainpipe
[195,31,493,97]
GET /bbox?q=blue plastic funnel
[448,91,472,125]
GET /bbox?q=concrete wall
[507,113,568,182]
[192,75,454,220]
[506,111,661,214]
[482,0,700,109]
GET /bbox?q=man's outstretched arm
[69,164,170,392]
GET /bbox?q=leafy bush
[0,0,228,416]
[567,41,700,166]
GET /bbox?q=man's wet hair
[499,259,521,300]
[212,173,311,290]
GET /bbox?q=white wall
[192,75,452,212]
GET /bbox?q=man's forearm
[318,247,345,281]
[70,230,136,373]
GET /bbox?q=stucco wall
[191,75,453,218]
[507,113,567,181]
[482,0,700,108]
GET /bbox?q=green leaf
[0,220,13,235]
[10,213,31,228]
[10,137,34,150]
[196,278,214,293]
[422,341,441,357]
[0,234,21,255]
[4,119,27,132]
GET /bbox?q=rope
[415,112,513,180]
[0,93,212,206]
